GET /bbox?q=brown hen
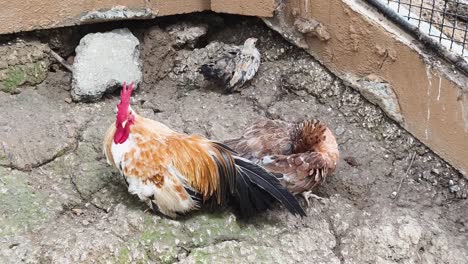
[224,119,339,205]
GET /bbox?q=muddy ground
[0,14,467,263]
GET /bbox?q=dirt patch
[0,14,467,263]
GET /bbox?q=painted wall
[0,0,275,35]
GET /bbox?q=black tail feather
[210,142,306,218]
[233,157,306,218]
[200,64,222,80]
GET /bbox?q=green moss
[113,211,264,263]
[2,66,25,93]
[0,62,48,94]
[116,247,130,264]
[192,250,210,264]
[0,150,8,165]
[0,169,52,237]
[184,212,243,247]
[112,215,188,263]
[24,62,47,85]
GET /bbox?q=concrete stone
[345,74,404,124]
[79,5,157,23]
[71,28,142,102]
[0,0,211,35]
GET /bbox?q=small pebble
[344,156,360,167]
[449,185,460,193]
[391,191,397,198]
[72,208,84,216]
[335,127,345,135]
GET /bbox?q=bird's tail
[211,142,306,218]
[200,64,222,80]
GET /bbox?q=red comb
[119,81,134,104]
[116,81,134,124]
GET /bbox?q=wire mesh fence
[381,0,468,58]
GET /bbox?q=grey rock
[71,28,142,102]
[80,6,157,23]
[344,74,404,124]
[450,184,461,193]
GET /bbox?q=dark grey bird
[200,38,261,93]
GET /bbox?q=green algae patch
[0,40,50,94]
[113,214,190,263]
[113,211,264,263]
[183,212,243,247]
[191,250,210,263]
[2,66,26,93]
[116,247,131,264]
[0,149,8,166]
[0,168,53,237]
[0,62,49,94]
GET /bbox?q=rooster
[103,83,305,219]
[224,119,339,205]
[200,38,260,93]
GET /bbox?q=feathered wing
[224,119,339,195]
[229,50,260,88]
[168,136,306,217]
[260,152,333,195]
[224,119,294,162]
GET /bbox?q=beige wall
[0,1,201,34]
[0,0,275,35]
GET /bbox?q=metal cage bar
[367,0,468,75]
[383,0,468,56]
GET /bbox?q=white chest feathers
[110,135,136,171]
